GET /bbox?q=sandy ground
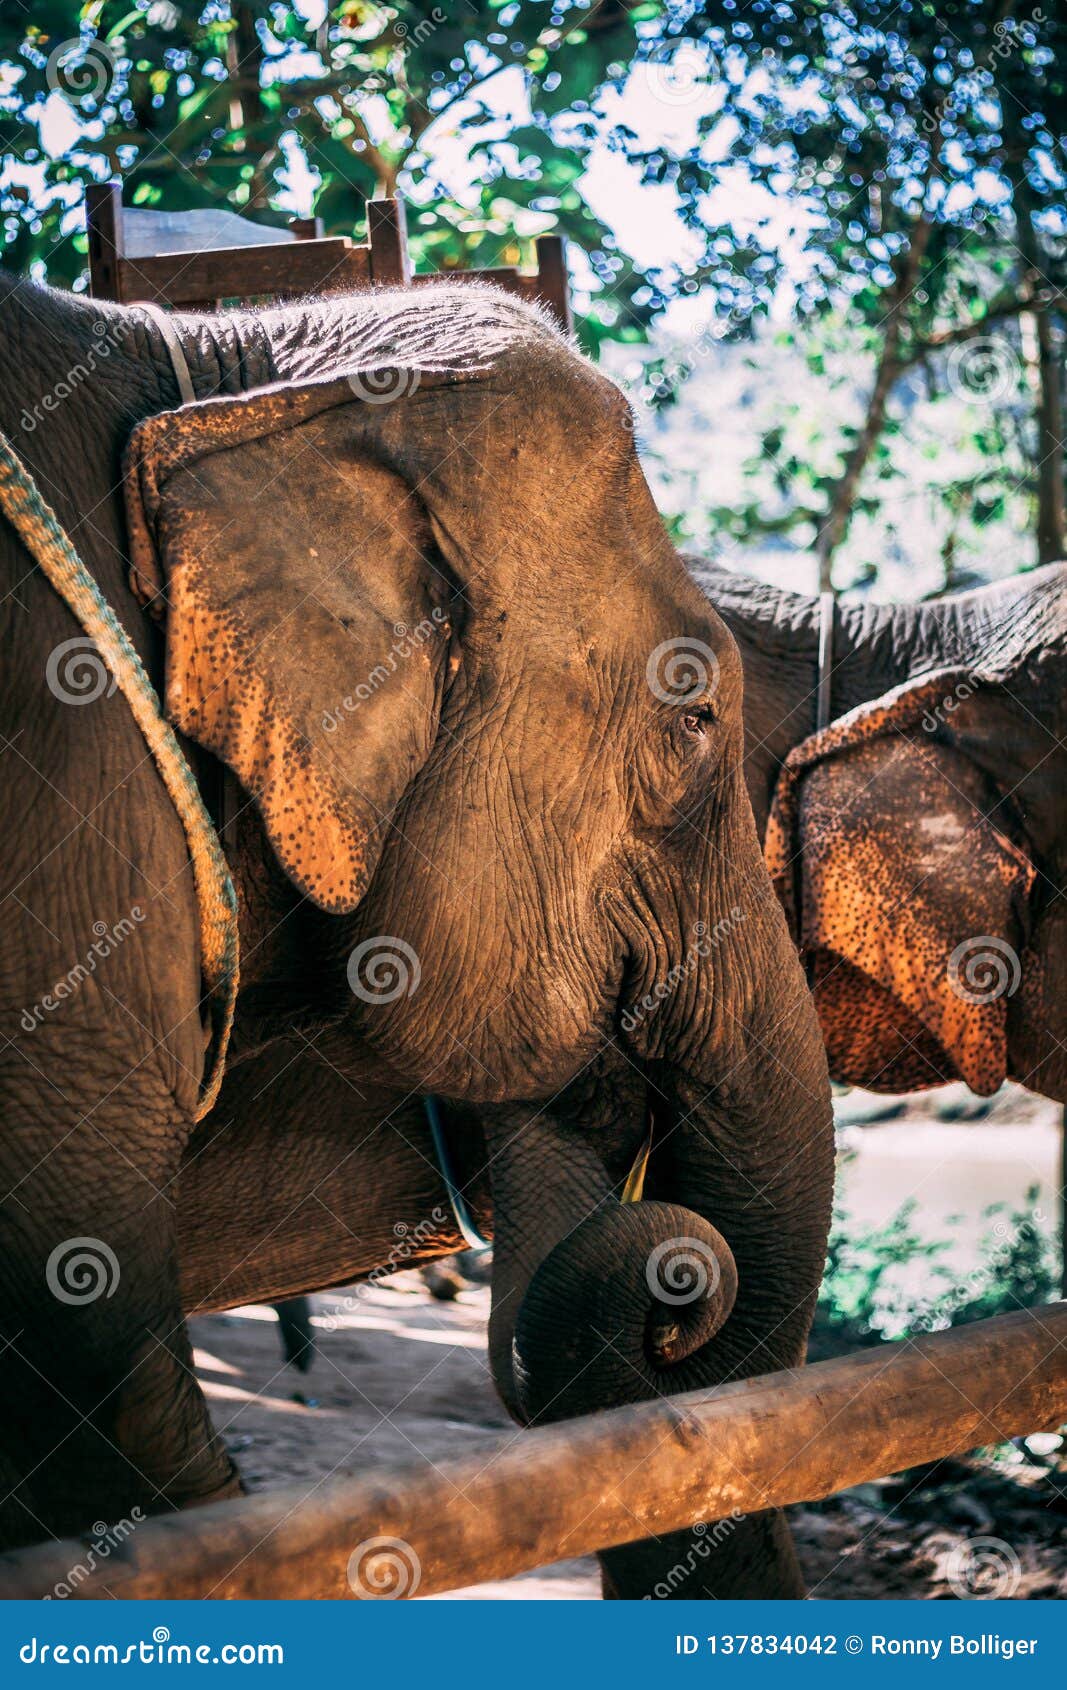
[192,1269,1067,1601]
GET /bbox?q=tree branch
[913,294,1038,357]
[814,209,934,588]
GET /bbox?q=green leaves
[5,0,1060,590]
[813,1184,1059,1355]
[0,0,676,342]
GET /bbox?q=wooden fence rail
[1,1304,1064,1600]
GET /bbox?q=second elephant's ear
[766,673,1035,1096]
[124,378,454,912]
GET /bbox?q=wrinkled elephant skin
[0,274,831,1600]
[693,558,1067,1104]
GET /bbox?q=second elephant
[695,558,1067,1105]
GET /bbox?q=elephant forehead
[414,372,636,534]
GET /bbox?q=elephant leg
[273,1297,315,1371]
[599,1510,805,1601]
[0,1079,236,1551]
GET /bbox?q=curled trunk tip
[512,1200,737,1426]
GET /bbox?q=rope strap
[136,302,196,406]
[0,430,238,1121]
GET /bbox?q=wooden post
[534,234,571,333]
[85,180,125,303]
[0,1304,1063,1600]
[367,196,410,287]
[289,216,324,241]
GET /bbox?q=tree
[0,1,667,348]
[660,1,1067,583]
[4,3,1063,582]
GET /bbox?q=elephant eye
[680,704,715,737]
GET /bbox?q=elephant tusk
[620,1118,654,1205]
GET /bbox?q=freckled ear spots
[124,384,449,917]
[768,722,1035,1096]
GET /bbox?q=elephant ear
[766,672,1035,1096]
[124,378,454,913]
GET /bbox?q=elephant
[0,268,833,1601]
[689,558,1067,1106]
[273,1297,316,1372]
[259,560,1067,1385]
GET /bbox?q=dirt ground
[191,1272,1067,1601]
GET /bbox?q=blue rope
[422,1095,491,1252]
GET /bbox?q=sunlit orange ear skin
[767,677,1035,1097]
[164,566,369,910]
[124,379,448,914]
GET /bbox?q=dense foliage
[636,1,1067,582]
[0,2,673,350]
[2,3,1065,586]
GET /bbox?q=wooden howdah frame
[85,181,571,330]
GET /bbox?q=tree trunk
[1028,299,1066,564]
[815,216,933,591]
[226,7,265,155]
[1002,145,1066,565]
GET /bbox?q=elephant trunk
[510,1060,832,1418]
[484,813,834,1595]
[513,1200,737,1424]
[500,1060,830,1600]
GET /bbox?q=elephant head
[125,287,833,1595]
[765,668,1040,1098]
